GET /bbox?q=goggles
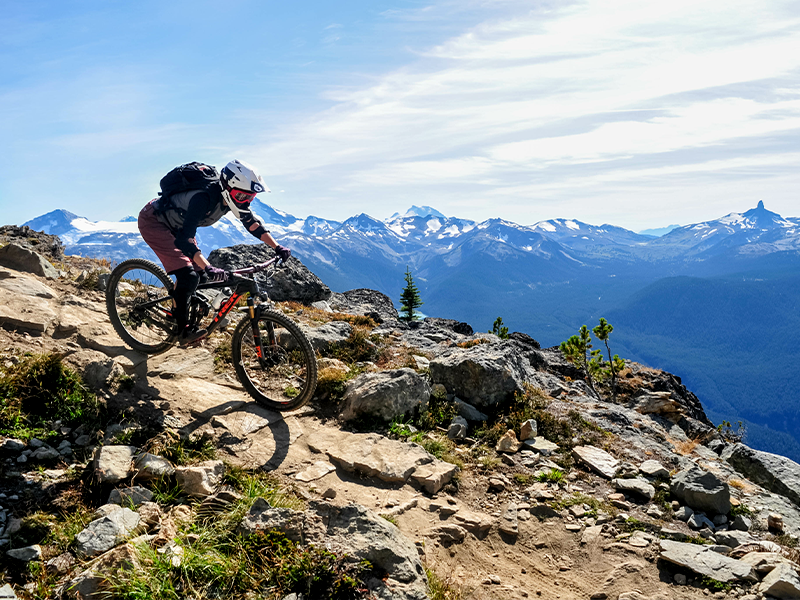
[229,188,257,205]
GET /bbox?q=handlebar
[230,256,284,276]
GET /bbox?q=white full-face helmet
[220,159,269,218]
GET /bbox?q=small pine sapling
[399,266,423,321]
[592,318,625,400]
[489,317,510,339]
[559,325,599,393]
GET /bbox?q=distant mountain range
[23,200,800,461]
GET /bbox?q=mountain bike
[105,257,317,411]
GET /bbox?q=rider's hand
[204,265,229,283]
[274,245,291,261]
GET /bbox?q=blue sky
[2,0,799,230]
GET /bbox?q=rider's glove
[204,265,228,283]
[274,245,291,261]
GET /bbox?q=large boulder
[670,466,730,515]
[329,289,399,323]
[722,443,800,508]
[341,368,431,422]
[429,340,534,407]
[208,244,330,304]
[306,429,456,493]
[0,243,58,279]
[758,563,800,599]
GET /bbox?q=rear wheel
[232,309,317,411]
[106,259,176,354]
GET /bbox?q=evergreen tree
[399,266,423,321]
[489,317,510,339]
[592,318,625,400]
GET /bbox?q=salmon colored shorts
[138,200,195,274]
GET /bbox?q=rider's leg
[168,266,199,332]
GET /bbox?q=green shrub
[325,329,381,364]
[0,352,104,441]
[536,469,564,484]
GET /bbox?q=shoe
[179,327,207,346]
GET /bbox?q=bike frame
[135,257,282,353]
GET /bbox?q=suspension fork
[248,299,275,366]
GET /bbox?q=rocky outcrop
[0,225,64,258]
[423,317,473,336]
[340,368,431,422]
[429,340,534,407]
[328,288,398,323]
[722,443,800,508]
[0,244,58,279]
[239,499,428,600]
[208,243,331,304]
[302,321,353,353]
[670,465,730,515]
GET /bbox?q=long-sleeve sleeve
[174,192,213,257]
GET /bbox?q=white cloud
[244,0,800,226]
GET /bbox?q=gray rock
[0,244,58,279]
[341,369,430,422]
[237,498,306,542]
[429,341,534,407]
[209,244,331,304]
[429,524,468,543]
[30,446,60,461]
[453,398,488,422]
[674,505,694,521]
[0,438,25,453]
[0,584,17,599]
[658,539,757,582]
[409,462,459,495]
[302,321,352,353]
[307,429,435,484]
[6,545,41,562]
[133,453,175,480]
[240,499,428,599]
[519,419,537,441]
[175,460,225,497]
[328,288,398,323]
[688,513,716,531]
[639,459,670,479]
[730,514,752,531]
[758,563,800,599]
[108,486,154,507]
[723,443,800,508]
[496,430,522,453]
[499,503,518,536]
[612,478,655,500]
[311,300,333,312]
[525,437,559,455]
[572,445,619,479]
[75,508,141,558]
[707,439,725,454]
[447,416,468,441]
[670,466,730,515]
[714,530,754,548]
[94,445,137,484]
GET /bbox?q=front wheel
[106,259,177,355]
[232,309,317,411]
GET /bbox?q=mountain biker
[138,159,291,345]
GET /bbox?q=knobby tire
[106,258,177,355]
[232,309,317,411]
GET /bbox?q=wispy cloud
[246,0,800,226]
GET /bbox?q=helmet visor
[230,188,257,206]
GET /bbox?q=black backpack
[158,162,220,200]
